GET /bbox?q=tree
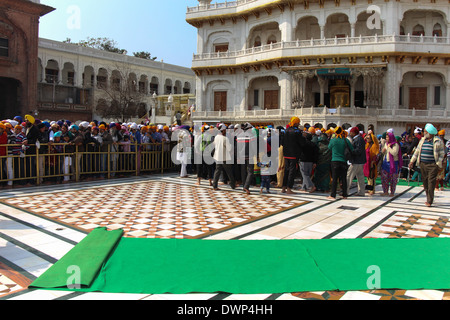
[66,37,127,54]
[133,51,157,61]
[95,63,147,123]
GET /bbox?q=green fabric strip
[29,228,123,289]
[29,229,450,294]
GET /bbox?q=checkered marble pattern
[1,181,305,239]
[0,273,23,298]
[364,212,450,239]
[0,261,31,298]
[1,176,449,301]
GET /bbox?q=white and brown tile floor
[0,174,449,300]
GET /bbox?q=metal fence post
[35,146,40,186]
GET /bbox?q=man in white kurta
[212,125,236,190]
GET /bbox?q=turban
[289,117,300,127]
[98,124,106,130]
[438,130,445,136]
[15,125,23,130]
[69,125,79,131]
[163,126,169,132]
[350,127,360,135]
[425,123,438,136]
[25,114,35,124]
[53,132,62,138]
[334,126,344,138]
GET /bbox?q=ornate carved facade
[188,0,450,133]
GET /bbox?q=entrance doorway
[409,87,427,110]
[214,91,227,112]
[264,90,279,110]
[0,77,21,119]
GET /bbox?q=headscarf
[387,132,403,174]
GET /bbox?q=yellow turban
[98,124,106,130]
[308,127,316,134]
[334,126,344,138]
[25,114,35,124]
[438,130,445,136]
[289,117,300,127]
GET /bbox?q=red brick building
[0,0,54,120]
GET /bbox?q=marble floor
[0,173,449,300]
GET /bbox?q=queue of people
[1,114,448,207]
[0,115,173,187]
[176,118,448,207]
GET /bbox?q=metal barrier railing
[0,142,177,186]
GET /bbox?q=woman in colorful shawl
[313,133,332,192]
[364,132,380,195]
[380,132,403,197]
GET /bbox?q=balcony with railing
[187,0,261,13]
[192,34,450,67]
[192,106,449,123]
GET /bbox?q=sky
[39,0,201,68]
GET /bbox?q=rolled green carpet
[30,228,450,294]
[30,227,123,289]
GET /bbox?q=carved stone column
[292,70,315,108]
[317,76,328,106]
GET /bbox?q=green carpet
[30,228,450,294]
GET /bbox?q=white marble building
[187,0,450,133]
[37,38,196,123]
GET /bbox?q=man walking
[409,123,445,207]
[212,124,236,191]
[347,127,367,197]
[281,117,306,195]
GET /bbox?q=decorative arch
[45,59,59,83]
[205,79,232,112]
[247,21,280,48]
[205,30,233,53]
[324,13,350,38]
[295,16,320,40]
[247,76,280,110]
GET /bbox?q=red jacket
[0,132,7,156]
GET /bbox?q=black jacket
[350,135,367,165]
[25,125,40,155]
[299,138,319,164]
[282,126,306,159]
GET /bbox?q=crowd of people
[176,118,448,207]
[0,115,174,188]
[1,114,448,207]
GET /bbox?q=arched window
[254,36,261,47]
[45,60,59,84]
[433,23,442,37]
[267,35,277,45]
[412,24,425,36]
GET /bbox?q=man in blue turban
[409,123,445,207]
